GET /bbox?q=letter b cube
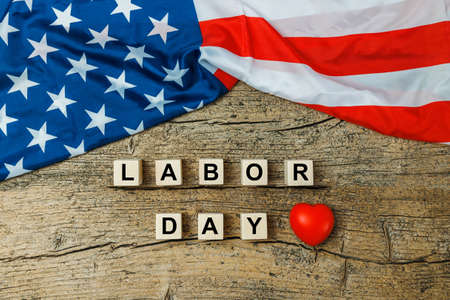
[199,159,224,185]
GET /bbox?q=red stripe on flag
[214,68,238,90]
[199,16,450,76]
[303,101,450,143]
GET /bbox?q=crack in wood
[328,120,344,131]
[379,214,450,219]
[213,120,282,126]
[382,221,392,262]
[2,238,448,266]
[0,242,113,263]
[269,117,335,132]
[108,185,329,191]
[168,119,210,124]
[163,286,174,300]
[253,240,450,266]
[169,119,282,126]
[127,137,136,155]
[340,259,348,296]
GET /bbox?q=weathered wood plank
[0,82,448,299]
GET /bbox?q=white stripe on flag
[195,0,412,21]
[199,46,450,108]
[271,0,449,37]
[194,0,449,37]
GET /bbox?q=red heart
[289,203,334,246]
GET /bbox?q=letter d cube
[155,213,182,240]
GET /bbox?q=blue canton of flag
[0,0,228,181]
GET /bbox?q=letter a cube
[198,213,224,240]
[155,159,182,186]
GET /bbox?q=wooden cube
[240,213,268,240]
[155,159,182,186]
[198,213,223,240]
[284,160,314,186]
[241,159,268,186]
[113,159,143,186]
[155,213,182,240]
[199,159,224,185]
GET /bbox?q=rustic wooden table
[0,83,449,299]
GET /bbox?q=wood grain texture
[0,82,449,299]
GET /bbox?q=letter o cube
[241,159,268,186]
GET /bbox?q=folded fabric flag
[0,0,449,181]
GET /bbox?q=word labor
[113,159,314,187]
[155,213,268,241]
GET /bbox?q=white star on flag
[66,53,98,82]
[27,122,57,152]
[87,25,118,49]
[183,100,204,112]
[105,71,136,99]
[28,33,59,63]
[85,105,116,135]
[111,0,142,22]
[51,4,81,33]
[46,86,77,118]
[125,45,153,68]
[4,158,31,179]
[7,68,39,100]
[147,13,178,44]
[64,141,85,158]
[124,121,144,135]
[162,60,189,87]
[13,0,33,11]
[0,14,19,45]
[0,104,18,136]
[144,89,175,115]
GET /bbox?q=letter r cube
[284,160,314,186]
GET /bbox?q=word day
[156,213,268,241]
[113,159,314,187]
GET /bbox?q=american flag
[0,0,449,181]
